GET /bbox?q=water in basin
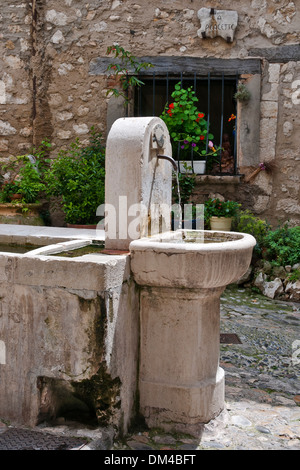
[0,243,46,254]
[49,242,105,257]
[152,230,244,244]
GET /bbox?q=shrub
[234,209,271,255]
[45,129,105,225]
[0,140,50,203]
[263,224,300,266]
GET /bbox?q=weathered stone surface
[0,242,138,433]
[263,278,284,299]
[285,280,300,301]
[0,120,17,136]
[130,229,255,435]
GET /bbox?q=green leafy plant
[0,141,50,204]
[286,269,300,283]
[262,224,300,267]
[45,129,105,225]
[173,163,196,205]
[106,44,153,105]
[204,198,241,222]
[234,209,271,255]
[160,83,220,162]
[234,83,251,102]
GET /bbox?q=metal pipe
[157,154,178,172]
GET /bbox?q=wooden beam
[248,44,300,63]
[89,56,261,76]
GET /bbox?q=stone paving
[0,285,299,450]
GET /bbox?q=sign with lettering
[197,8,238,43]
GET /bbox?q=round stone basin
[129,229,256,289]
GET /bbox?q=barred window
[134,73,238,175]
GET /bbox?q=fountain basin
[130,229,256,289]
[129,229,256,436]
[0,225,139,433]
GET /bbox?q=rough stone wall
[0,0,299,225]
[0,2,33,155]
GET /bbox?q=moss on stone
[71,365,121,426]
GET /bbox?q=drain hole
[37,377,97,426]
[220,333,242,344]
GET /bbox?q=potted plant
[45,129,105,227]
[204,198,241,231]
[0,147,48,225]
[160,83,220,174]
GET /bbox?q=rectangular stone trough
[0,226,139,433]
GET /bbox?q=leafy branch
[106,44,153,104]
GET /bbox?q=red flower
[169,103,174,109]
[195,118,200,122]
[200,135,205,140]
[198,113,204,118]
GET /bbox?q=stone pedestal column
[130,229,256,437]
[139,285,225,437]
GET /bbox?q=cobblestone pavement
[1,286,299,451]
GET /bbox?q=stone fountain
[105,117,256,436]
[0,116,254,437]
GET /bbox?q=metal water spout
[157,154,178,172]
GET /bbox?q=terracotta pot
[210,216,232,231]
[9,194,22,201]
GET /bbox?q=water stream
[175,169,182,230]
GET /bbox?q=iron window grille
[133,72,238,175]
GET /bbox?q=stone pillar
[130,230,256,437]
[139,285,225,437]
[105,117,172,250]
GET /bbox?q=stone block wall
[0,0,299,225]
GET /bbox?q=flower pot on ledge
[179,160,206,175]
[0,203,44,226]
[210,216,232,231]
[9,194,23,201]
